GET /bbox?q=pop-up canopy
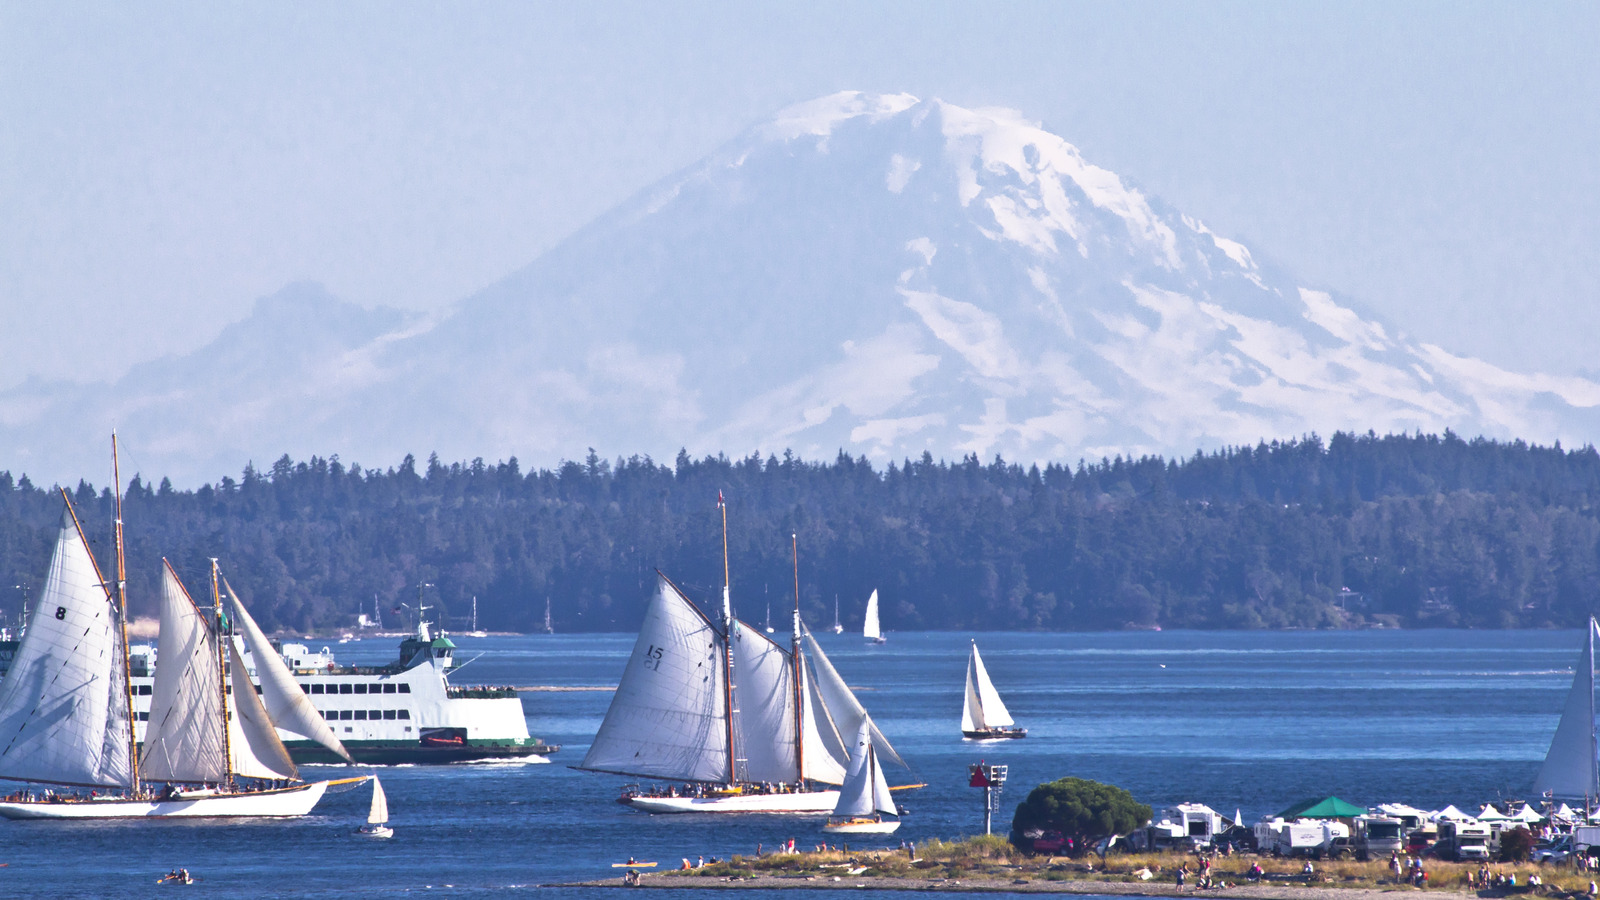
[1276,796,1366,820]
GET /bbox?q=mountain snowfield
[5,90,1599,485]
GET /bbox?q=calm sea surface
[0,629,1582,898]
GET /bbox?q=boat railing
[444,685,518,699]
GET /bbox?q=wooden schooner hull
[625,789,840,814]
[0,780,335,820]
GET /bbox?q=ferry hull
[0,781,331,820]
[287,738,558,765]
[626,790,840,814]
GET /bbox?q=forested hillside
[2,431,1599,633]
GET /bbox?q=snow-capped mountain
[5,91,1598,485]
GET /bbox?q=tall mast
[112,434,141,795]
[718,491,736,786]
[212,558,236,781]
[1588,618,1597,807]
[791,532,804,785]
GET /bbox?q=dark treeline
[2,430,1600,633]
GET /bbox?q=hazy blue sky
[2,2,1595,390]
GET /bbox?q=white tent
[1554,803,1580,823]
[1509,804,1545,824]
[1377,803,1432,821]
[1478,804,1509,822]
[1432,805,1471,821]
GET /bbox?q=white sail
[0,514,132,788]
[227,640,297,780]
[862,590,882,641]
[964,642,1014,729]
[227,581,353,764]
[141,564,229,784]
[580,576,730,783]
[832,719,897,818]
[1534,617,1600,798]
[799,655,848,784]
[368,776,389,825]
[729,620,796,784]
[801,627,905,768]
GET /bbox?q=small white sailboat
[356,776,393,838]
[1533,617,1600,799]
[468,596,487,637]
[962,641,1026,740]
[863,590,885,645]
[831,597,844,634]
[543,596,554,634]
[823,719,900,834]
[765,601,775,634]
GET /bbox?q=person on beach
[1177,863,1188,888]
[1247,862,1263,882]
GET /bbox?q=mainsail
[226,580,353,763]
[962,642,1014,731]
[1534,617,1600,798]
[368,776,390,825]
[580,576,730,782]
[832,719,897,818]
[0,511,133,788]
[729,620,797,784]
[863,590,882,641]
[140,563,229,783]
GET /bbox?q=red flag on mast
[718,490,724,506]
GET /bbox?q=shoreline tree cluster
[1,431,1599,633]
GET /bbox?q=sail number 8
[642,644,665,671]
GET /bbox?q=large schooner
[579,502,909,813]
[0,443,361,820]
[1533,617,1600,801]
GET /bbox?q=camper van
[1255,818,1349,858]
[1437,820,1492,861]
[1133,804,1227,851]
[1353,816,1406,860]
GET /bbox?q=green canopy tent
[1277,796,1366,820]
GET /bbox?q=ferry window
[137,712,148,721]
[404,726,411,733]
[299,685,309,694]
[343,726,352,733]
[382,684,396,694]
[224,685,231,695]
[320,709,330,718]
[138,685,153,696]
[370,709,381,720]
[311,684,324,694]
[353,710,367,720]
[340,710,353,721]
[339,683,353,694]
[383,710,396,720]
[369,684,382,693]
[398,684,410,693]
[255,685,263,694]
[398,710,410,720]
[354,684,367,695]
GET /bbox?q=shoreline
[558,873,1448,895]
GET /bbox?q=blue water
[0,629,1580,897]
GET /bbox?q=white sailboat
[831,597,843,634]
[0,483,361,819]
[579,511,909,814]
[823,719,901,834]
[356,776,393,838]
[863,590,885,644]
[468,596,487,637]
[1533,617,1600,799]
[961,641,1026,740]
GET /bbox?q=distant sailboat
[765,601,775,634]
[831,596,843,634]
[356,776,393,838]
[468,596,487,637]
[823,719,901,833]
[543,597,554,634]
[863,590,885,644]
[962,641,1026,740]
[1533,617,1600,799]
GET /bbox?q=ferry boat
[4,618,559,766]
